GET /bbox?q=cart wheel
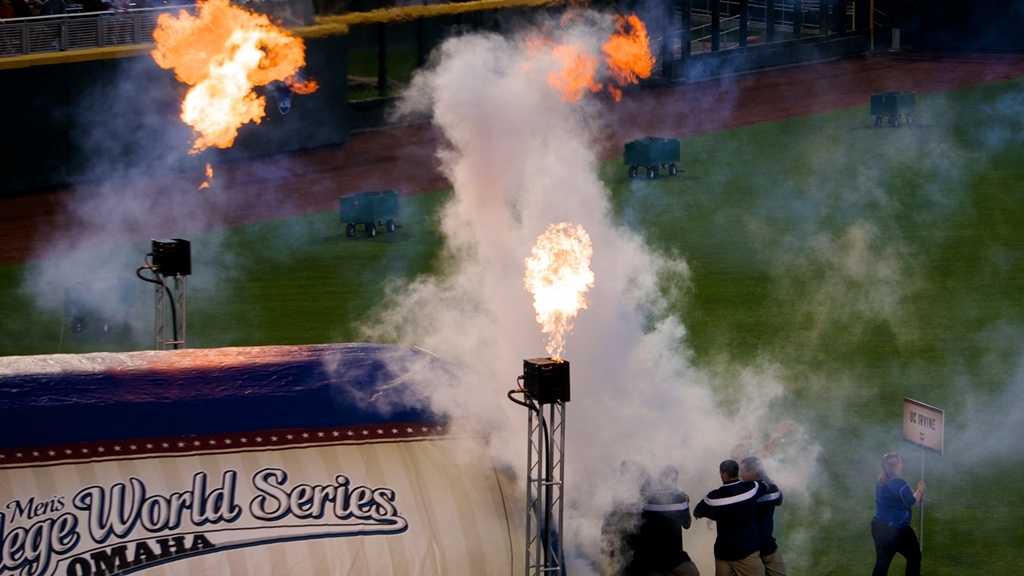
[905,114,913,127]
[647,166,657,180]
[367,223,377,238]
[669,163,678,176]
[874,116,882,127]
[386,220,397,233]
[345,223,356,238]
[628,166,638,178]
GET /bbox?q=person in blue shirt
[872,452,926,576]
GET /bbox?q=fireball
[151,0,318,153]
[548,43,603,102]
[602,14,655,101]
[524,223,596,360]
[544,13,655,103]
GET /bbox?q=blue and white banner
[0,436,519,576]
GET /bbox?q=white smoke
[949,328,1024,466]
[17,53,325,351]
[361,16,820,573]
[779,221,921,343]
[22,169,249,348]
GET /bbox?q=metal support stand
[415,16,426,68]
[710,0,720,51]
[511,358,569,576]
[869,0,875,50]
[739,0,749,47]
[526,399,565,575]
[154,275,187,349]
[832,0,846,34]
[677,0,691,80]
[793,0,804,38]
[376,23,388,98]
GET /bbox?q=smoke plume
[360,14,819,572]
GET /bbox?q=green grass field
[2,78,1023,572]
[601,81,1024,573]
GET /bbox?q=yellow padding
[0,45,149,70]
[320,0,564,29]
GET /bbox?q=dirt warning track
[3,53,1024,265]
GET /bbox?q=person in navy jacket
[600,464,699,575]
[740,457,785,576]
[694,460,764,576]
[872,452,926,576]
[636,466,700,575]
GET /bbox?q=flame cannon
[136,239,191,349]
[508,358,570,576]
[624,137,681,179]
[512,222,592,575]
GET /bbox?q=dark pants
[871,519,921,576]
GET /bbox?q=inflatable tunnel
[0,344,523,575]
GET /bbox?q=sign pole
[902,397,943,559]
[869,0,875,51]
[920,445,925,553]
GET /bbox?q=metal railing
[690,14,741,53]
[691,0,824,33]
[0,5,195,57]
[0,0,853,62]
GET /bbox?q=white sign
[0,435,518,576]
[902,398,944,453]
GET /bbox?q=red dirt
[3,53,1024,264]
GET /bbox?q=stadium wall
[0,35,348,194]
[914,0,1024,52]
[671,34,868,82]
[0,2,875,195]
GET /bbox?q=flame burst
[524,223,596,360]
[151,0,318,153]
[602,14,655,101]
[198,162,214,190]
[545,13,655,103]
[548,44,602,102]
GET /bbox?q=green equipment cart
[624,137,681,179]
[339,190,399,238]
[871,91,916,127]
